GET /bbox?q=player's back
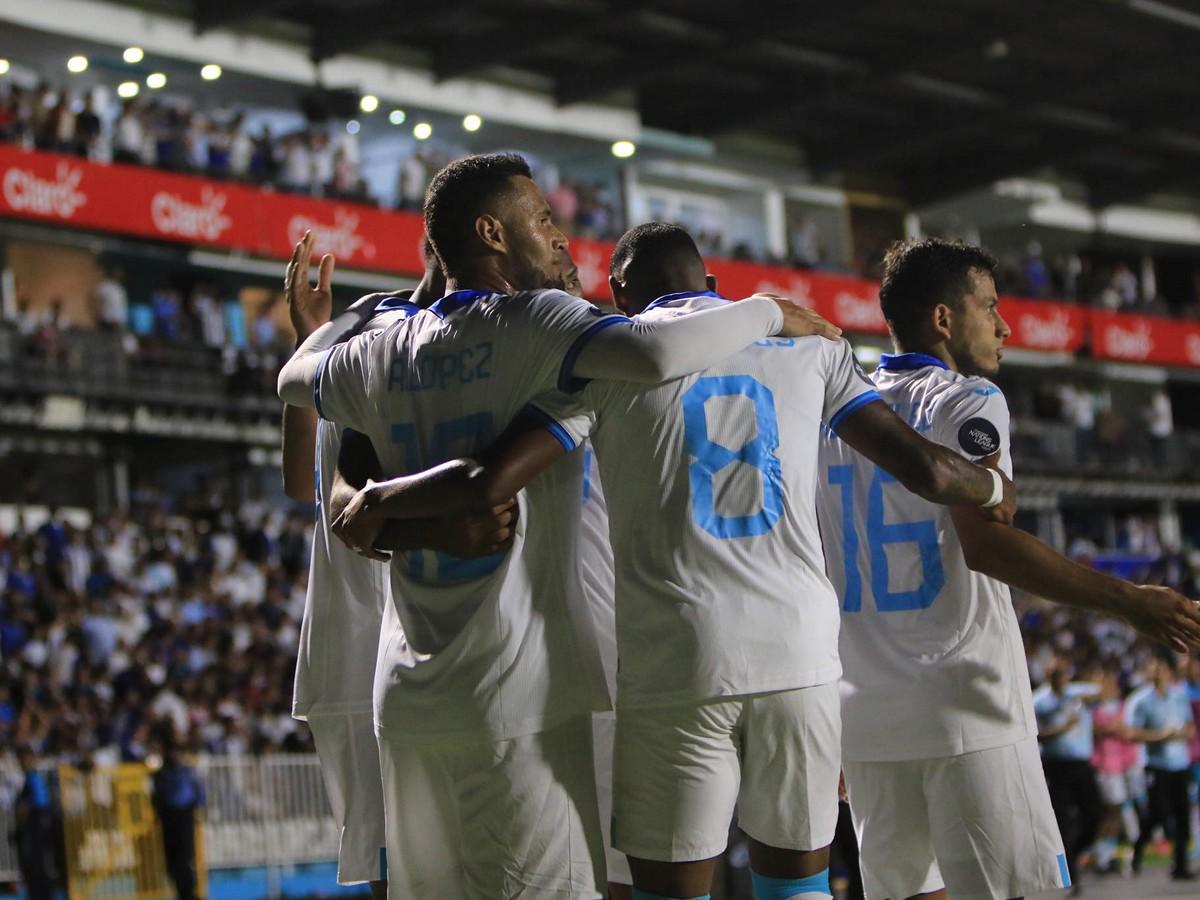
[815,355,1035,762]
[578,292,876,709]
[315,288,623,741]
[292,418,390,722]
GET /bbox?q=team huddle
[275,153,1200,900]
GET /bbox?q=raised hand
[284,230,335,342]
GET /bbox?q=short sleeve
[525,388,598,451]
[822,340,882,434]
[1124,695,1144,728]
[314,330,383,431]
[932,380,1013,478]
[508,290,629,394]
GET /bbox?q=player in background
[335,223,1018,900]
[815,238,1200,900]
[277,154,834,898]
[1126,656,1196,880]
[1090,665,1140,875]
[1031,659,1102,887]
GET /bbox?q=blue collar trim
[877,352,949,372]
[427,289,497,319]
[373,296,422,315]
[643,289,728,313]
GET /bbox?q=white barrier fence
[0,754,340,886]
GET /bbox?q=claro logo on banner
[2,162,87,219]
[150,187,232,242]
[1102,321,1154,360]
[287,210,374,262]
[1016,308,1076,350]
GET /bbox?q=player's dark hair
[609,222,702,280]
[879,238,998,346]
[423,153,533,277]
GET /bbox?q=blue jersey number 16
[682,374,784,540]
[825,464,945,612]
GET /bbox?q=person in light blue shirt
[1126,656,1196,880]
[1033,660,1102,886]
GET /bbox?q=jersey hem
[615,664,842,711]
[841,725,1037,763]
[292,700,375,721]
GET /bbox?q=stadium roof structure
[157,0,1200,204]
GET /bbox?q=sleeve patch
[958,417,1001,456]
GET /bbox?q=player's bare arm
[834,399,1016,523]
[948,503,1200,652]
[281,231,335,500]
[1036,714,1081,741]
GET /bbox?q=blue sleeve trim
[521,404,577,452]
[557,315,630,394]
[829,389,881,434]
[313,348,333,420]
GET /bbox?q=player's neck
[893,342,959,373]
[445,262,516,296]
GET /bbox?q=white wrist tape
[981,468,1004,508]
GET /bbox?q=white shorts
[307,712,387,885]
[378,715,605,899]
[613,681,841,863]
[591,712,632,886]
[844,736,1068,900]
[1097,771,1129,806]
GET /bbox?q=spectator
[1145,389,1174,469]
[151,736,205,900]
[74,93,102,160]
[1126,656,1196,881]
[93,265,129,332]
[1090,667,1139,874]
[113,100,145,165]
[14,746,56,900]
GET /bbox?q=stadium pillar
[764,188,788,260]
[1158,498,1181,550]
[112,457,130,512]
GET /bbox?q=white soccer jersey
[579,443,618,702]
[815,352,1036,762]
[540,292,879,709]
[314,289,627,742]
[292,417,390,720]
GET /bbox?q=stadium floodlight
[413,122,433,140]
[462,114,483,132]
[346,120,361,135]
[389,109,406,125]
[360,94,379,113]
[611,139,636,159]
[67,55,88,74]
[123,47,144,64]
[200,64,222,81]
[0,59,10,76]
[146,73,167,90]
[117,81,139,99]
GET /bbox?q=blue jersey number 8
[825,463,944,612]
[682,375,784,540]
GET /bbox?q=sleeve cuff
[557,315,630,393]
[313,348,333,420]
[519,405,578,451]
[828,390,881,434]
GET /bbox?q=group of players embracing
[275,153,1200,900]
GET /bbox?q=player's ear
[705,274,718,293]
[931,302,953,342]
[475,214,505,254]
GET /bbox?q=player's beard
[510,251,570,293]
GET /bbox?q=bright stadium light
[462,114,483,132]
[360,94,379,113]
[0,60,10,76]
[346,120,361,135]
[413,122,432,140]
[146,72,167,90]
[200,63,222,81]
[388,109,406,125]
[117,81,139,99]
[123,47,144,64]
[611,139,636,159]
[67,55,88,74]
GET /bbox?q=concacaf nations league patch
[958,417,1000,456]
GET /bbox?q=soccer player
[815,238,1200,900]
[1126,656,1196,880]
[276,154,832,897]
[1032,659,1102,886]
[338,223,1018,900]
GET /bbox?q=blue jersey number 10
[825,463,945,612]
[682,375,784,540]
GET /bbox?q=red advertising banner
[1090,310,1200,368]
[0,144,1195,367]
